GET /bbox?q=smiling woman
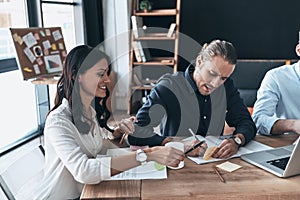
[34,45,184,199]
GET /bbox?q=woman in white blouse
[35,45,184,200]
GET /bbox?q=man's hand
[212,138,238,159]
[183,140,207,157]
[292,120,300,134]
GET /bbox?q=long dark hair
[50,45,114,134]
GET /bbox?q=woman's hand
[114,116,138,143]
[146,146,185,168]
[117,116,137,134]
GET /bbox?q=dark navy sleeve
[128,134,166,147]
[225,78,257,145]
[128,79,178,146]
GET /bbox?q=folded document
[106,148,167,180]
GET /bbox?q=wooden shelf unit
[135,33,176,40]
[128,0,181,114]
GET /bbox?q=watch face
[136,149,147,163]
[234,136,242,145]
[138,153,147,161]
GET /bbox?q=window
[0,71,38,150]
[41,0,84,51]
[41,0,84,108]
[0,0,27,60]
[0,0,85,154]
[0,0,40,153]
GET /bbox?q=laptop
[241,137,300,178]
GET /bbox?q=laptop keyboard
[267,157,290,170]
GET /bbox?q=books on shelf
[137,41,147,62]
[167,23,176,37]
[132,41,142,62]
[132,41,152,62]
[131,16,145,38]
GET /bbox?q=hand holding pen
[184,129,207,157]
[184,140,206,155]
[117,116,138,144]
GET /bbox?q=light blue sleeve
[252,70,281,135]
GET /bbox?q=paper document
[106,148,167,180]
[293,136,300,145]
[184,135,272,164]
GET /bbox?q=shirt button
[203,116,207,119]
[204,99,207,102]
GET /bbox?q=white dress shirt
[35,98,113,200]
[252,61,300,135]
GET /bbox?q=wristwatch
[231,135,242,147]
[136,149,147,165]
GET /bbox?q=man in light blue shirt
[252,39,300,135]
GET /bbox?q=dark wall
[180,0,299,60]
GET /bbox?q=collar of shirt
[184,63,207,98]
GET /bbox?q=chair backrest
[230,59,286,107]
[0,145,45,200]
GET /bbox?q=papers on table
[184,135,272,165]
[293,136,300,145]
[106,148,167,180]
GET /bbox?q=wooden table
[80,134,300,200]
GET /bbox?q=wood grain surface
[81,134,300,200]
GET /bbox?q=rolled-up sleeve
[252,71,280,135]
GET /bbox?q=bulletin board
[10,27,66,80]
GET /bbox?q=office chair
[0,145,45,200]
[230,60,286,112]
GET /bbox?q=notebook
[241,137,300,177]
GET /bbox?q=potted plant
[139,0,153,12]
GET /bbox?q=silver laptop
[241,138,300,178]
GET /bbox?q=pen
[119,131,127,145]
[119,116,137,145]
[188,128,200,141]
[184,140,205,154]
[213,167,225,183]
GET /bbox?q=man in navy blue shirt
[128,40,256,159]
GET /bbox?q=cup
[165,141,184,169]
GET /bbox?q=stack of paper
[106,148,167,180]
[184,135,272,164]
